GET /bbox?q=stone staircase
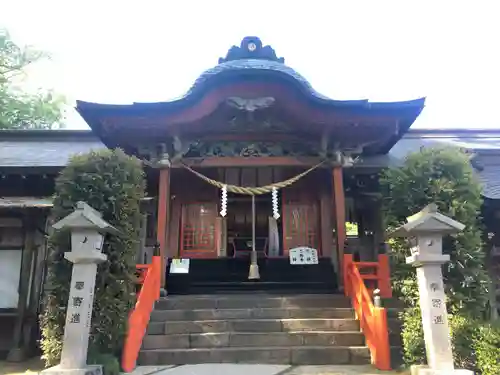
[138,294,403,366]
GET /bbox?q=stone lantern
[42,201,118,375]
[389,203,472,375]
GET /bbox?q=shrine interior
[225,194,279,258]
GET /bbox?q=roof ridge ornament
[218,36,285,64]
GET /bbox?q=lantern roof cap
[52,201,118,234]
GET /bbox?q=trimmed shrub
[450,314,477,371]
[400,308,425,366]
[40,149,145,367]
[381,146,489,315]
[473,322,500,375]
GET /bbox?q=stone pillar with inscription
[42,202,118,375]
[389,204,473,375]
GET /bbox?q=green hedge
[381,146,489,316]
[400,308,425,365]
[401,308,500,375]
[40,149,146,369]
[473,321,500,375]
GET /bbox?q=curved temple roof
[78,36,425,113]
[76,36,426,154]
[179,36,422,108]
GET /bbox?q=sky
[1,1,499,130]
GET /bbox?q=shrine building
[2,36,500,368]
[75,36,424,293]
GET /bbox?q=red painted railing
[122,256,162,372]
[343,254,392,298]
[343,254,391,370]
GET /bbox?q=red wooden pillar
[377,254,392,298]
[332,166,346,285]
[343,254,353,297]
[156,167,171,287]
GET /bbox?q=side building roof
[0,130,105,168]
[1,128,500,199]
[389,129,500,200]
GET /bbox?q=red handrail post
[377,254,392,298]
[153,256,162,299]
[343,256,392,371]
[343,254,353,297]
[373,307,391,370]
[122,255,162,373]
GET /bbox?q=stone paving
[0,361,408,375]
[0,358,44,375]
[125,364,407,375]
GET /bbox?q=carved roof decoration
[218,36,285,64]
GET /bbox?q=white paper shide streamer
[220,184,228,217]
[272,186,280,220]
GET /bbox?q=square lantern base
[41,364,103,375]
[411,365,474,375]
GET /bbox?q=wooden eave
[77,83,424,155]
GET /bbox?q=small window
[346,222,359,237]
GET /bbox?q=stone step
[138,346,371,365]
[183,281,336,294]
[156,294,352,310]
[147,318,361,335]
[142,331,366,349]
[150,307,355,321]
[388,316,402,330]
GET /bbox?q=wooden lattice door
[180,203,219,258]
[282,201,320,255]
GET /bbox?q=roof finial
[218,36,285,64]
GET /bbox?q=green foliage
[473,322,500,375]
[380,146,489,316]
[400,308,425,365]
[400,309,500,374]
[40,149,145,366]
[0,28,65,129]
[450,314,477,370]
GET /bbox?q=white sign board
[170,259,190,274]
[289,247,318,265]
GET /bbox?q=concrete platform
[124,364,406,375]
